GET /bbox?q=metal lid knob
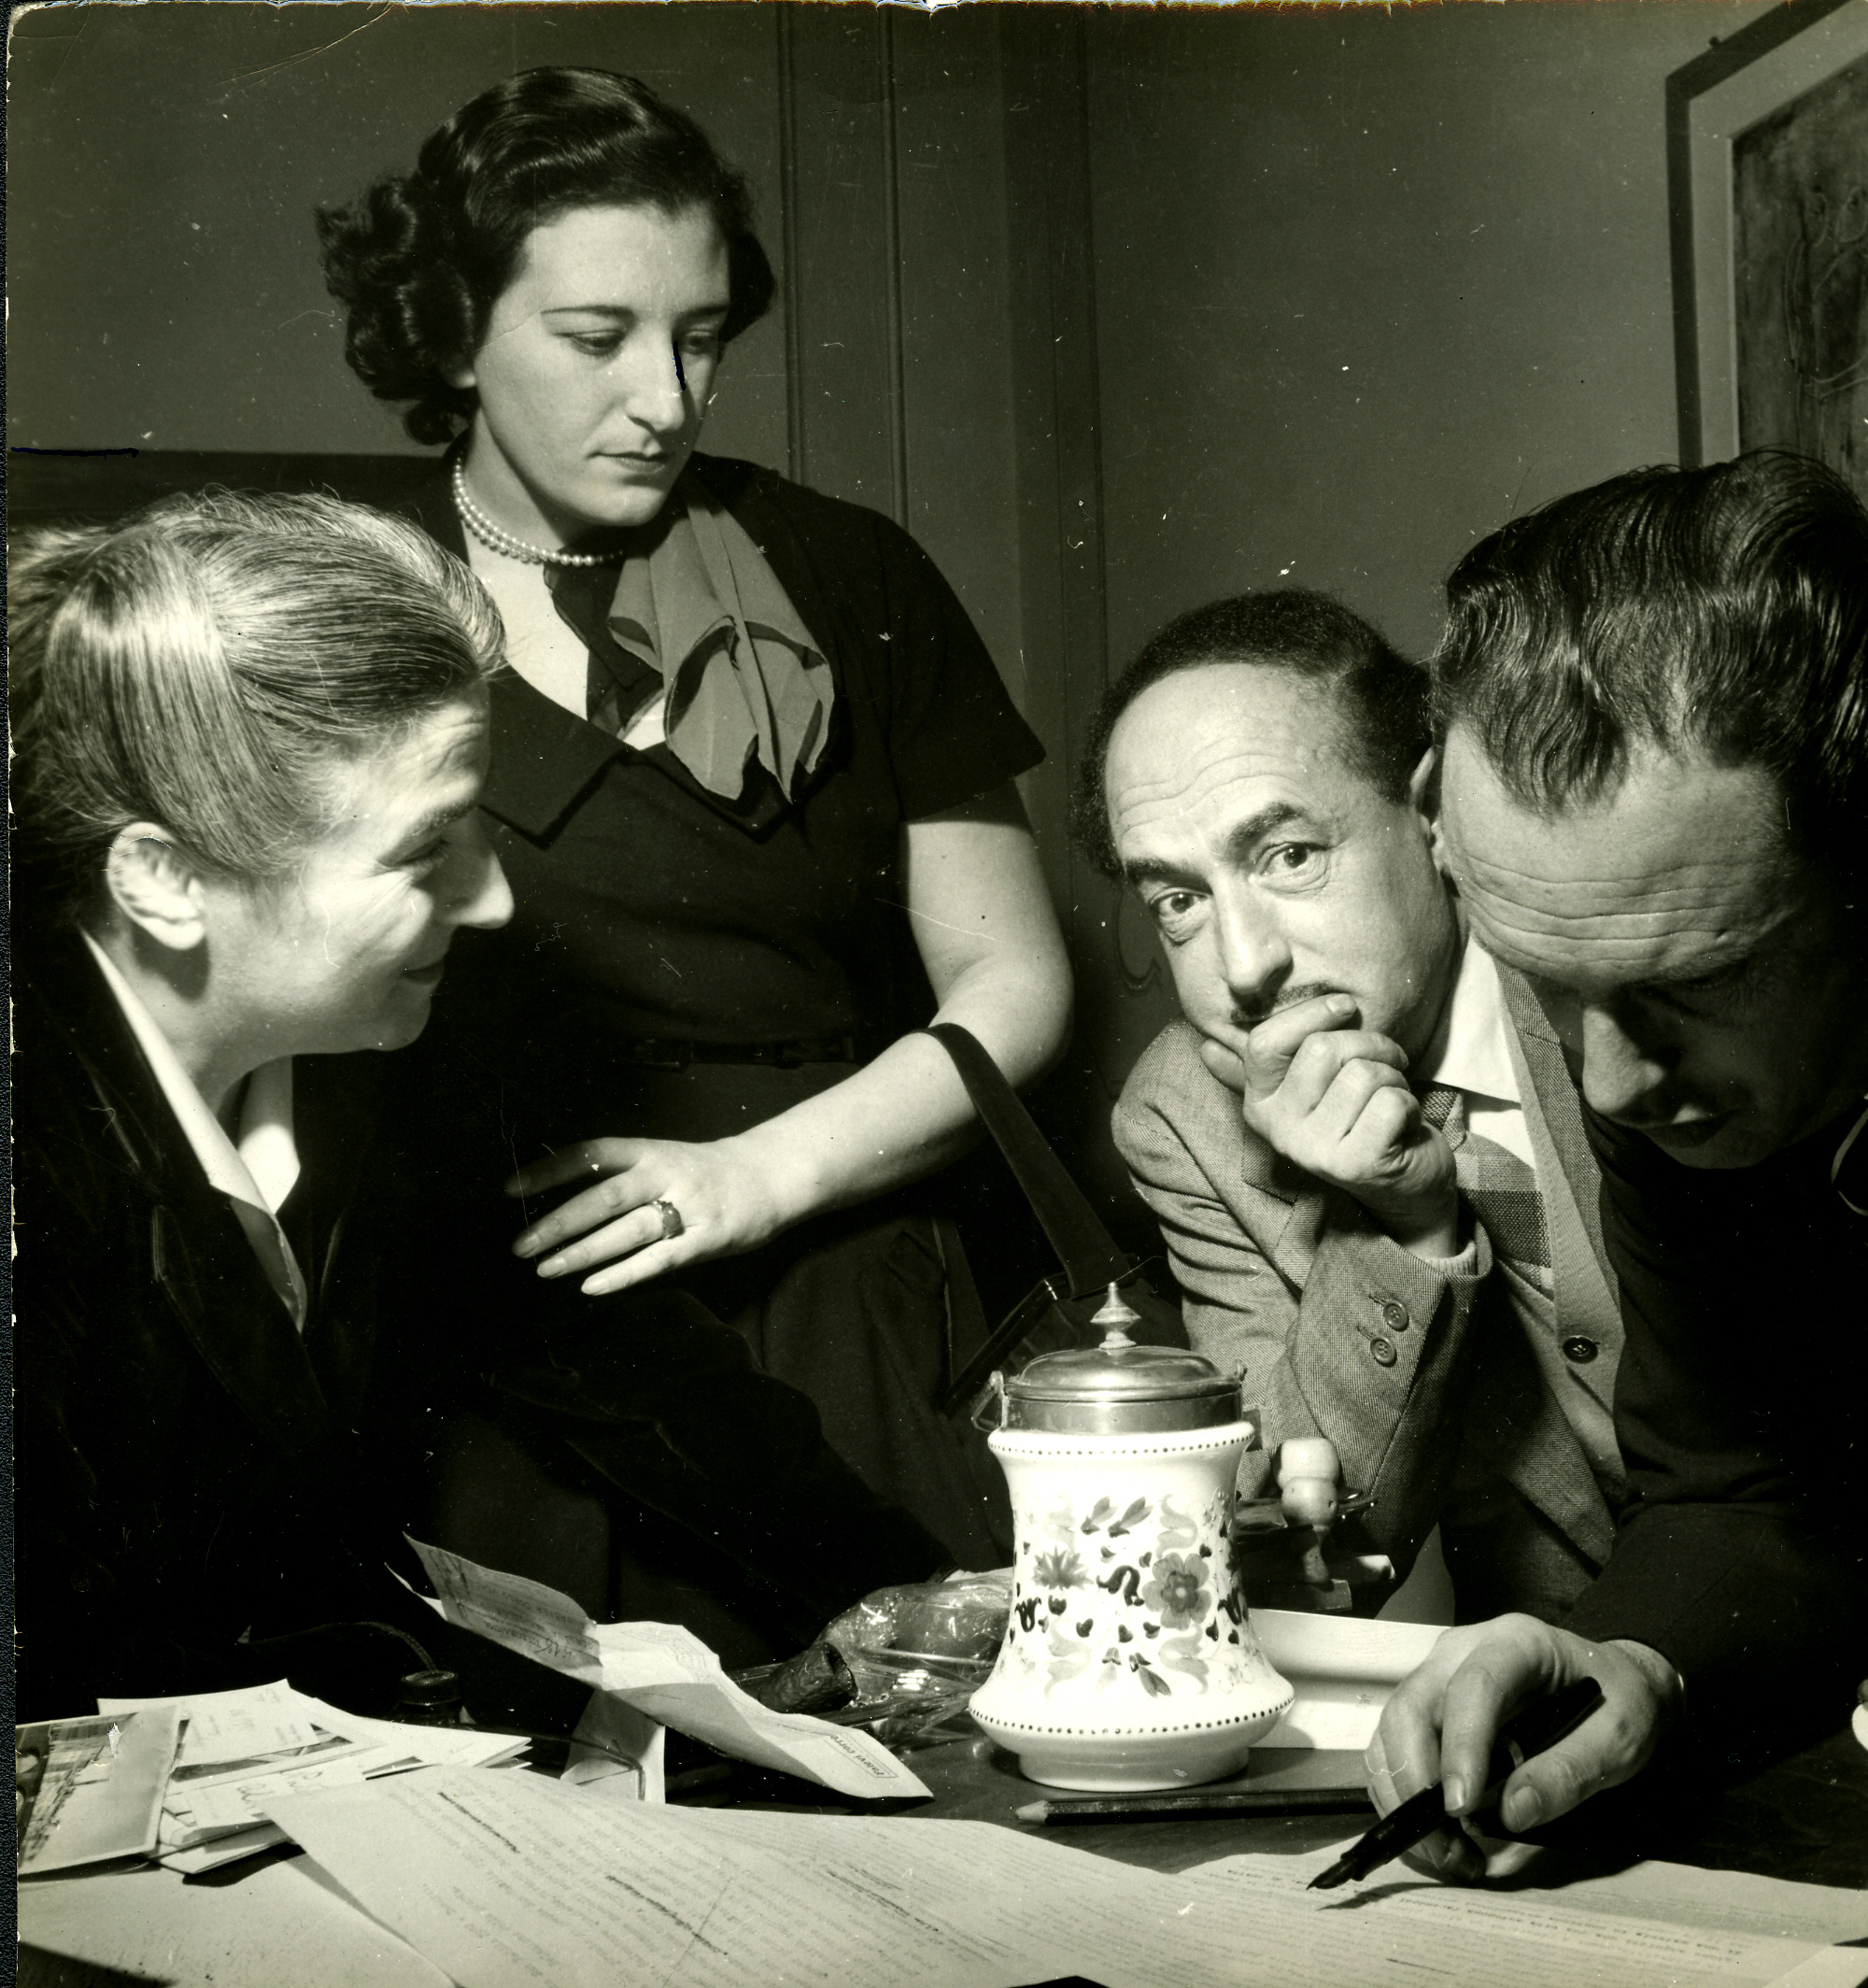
[1000,1284,1242,1434]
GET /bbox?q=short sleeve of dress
[701,457,1044,821]
[865,511,1045,819]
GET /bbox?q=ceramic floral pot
[969,1294,1293,1791]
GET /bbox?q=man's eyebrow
[1120,802,1316,888]
[1221,802,1311,864]
[1121,854,1191,888]
[1641,949,1759,993]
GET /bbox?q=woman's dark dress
[385,453,1044,1580]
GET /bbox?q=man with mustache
[1075,591,1623,1624]
[1367,452,1868,1880]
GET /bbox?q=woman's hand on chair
[506,1135,806,1295]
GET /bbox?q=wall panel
[5,3,791,469]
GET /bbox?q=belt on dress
[608,1032,883,1072]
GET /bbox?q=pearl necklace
[450,460,620,569]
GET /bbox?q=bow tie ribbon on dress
[549,476,834,819]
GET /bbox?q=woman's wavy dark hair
[317,67,776,445]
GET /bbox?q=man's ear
[104,824,210,952]
[1408,746,1452,874]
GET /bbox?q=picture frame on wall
[1666,0,1868,492]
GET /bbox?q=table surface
[893,1725,1868,1891]
[21,1723,1867,1988]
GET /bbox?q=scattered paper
[157,1822,291,1876]
[103,1679,324,1771]
[403,1538,929,1801]
[97,1680,526,1863]
[1182,1845,1856,1988]
[101,1683,526,1782]
[170,1756,373,1836]
[563,1690,663,1803]
[264,1769,1854,1988]
[261,1767,1215,1988]
[16,1708,181,1875]
[1252,1608,1446,1750]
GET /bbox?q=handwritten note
[172,1757,372,1836]
[404,1538,929,1801]
[1181,1846,1859,1988]
[266,1771,1863,1988]
[263,1768,1202,1988]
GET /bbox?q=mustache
[1228,982,1346,1031]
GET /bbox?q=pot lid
[1005,1285,1239,1427]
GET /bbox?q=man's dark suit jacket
[1565,1099,1867,1765]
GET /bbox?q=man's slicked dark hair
[1435,450,1868,899]
[1071,589,1431,878]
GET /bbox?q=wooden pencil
[1016,1786,1372,1825]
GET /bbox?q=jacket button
[1380,1300,1409,1332]
[1369,1337,1398,1368]
[1562,1335,1599,1364]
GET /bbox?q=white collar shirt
[83,933,308,1331]
[1418,936,1537,1175]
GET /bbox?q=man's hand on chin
[1199,993,1459,1258]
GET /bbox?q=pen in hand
[1309,1676,1606,1892]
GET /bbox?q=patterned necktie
[1420,1084,1550,1271]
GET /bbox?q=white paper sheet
[262,1768,1220,1988]
[1182,1844,1860,1988]
[101,1679,323,1768]
[563,1690,663,1802]
[265,1767,1854,1988]
[403,1537,930,1801]
[157,1822,291,1876]
[20,1848,452,1988]
[170,1757,373,1836]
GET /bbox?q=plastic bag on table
[735,1570,1012,1750]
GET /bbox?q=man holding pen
[1370,452,1868,1878]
